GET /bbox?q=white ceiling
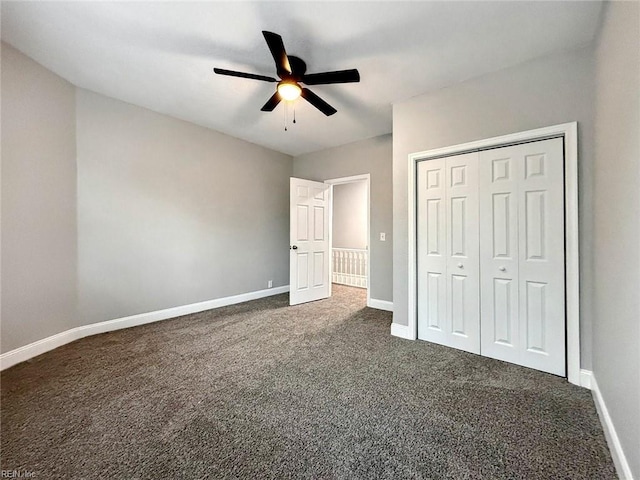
[1,1,603,156]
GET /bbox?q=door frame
[324,174,371,308]
[405,122,580,385]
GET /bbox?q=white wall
[1,43,78,353]
[294,135,392,303]
[332,182,367,250]
[392,46,596,367]
[76,89,293,325]
[592,1,640,477]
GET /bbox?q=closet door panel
[417,159,448,342]
[517,138,566,376]
[417,153,480,354]
[480,138,566,376]
[480,149,520,362]
[445,153,480,354]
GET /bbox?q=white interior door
[479,138,566,376]
[290,177,331,306]
[417,152,480,354]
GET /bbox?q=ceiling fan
[214,31,360,116]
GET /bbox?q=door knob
[499,266,506,271]
[291,245,298,250]
[457,263,463,268]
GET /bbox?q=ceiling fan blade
[260,92,282,112]
[302,69,360,85]
[214,68,277,83]
[301,88,337,116]
[262,31,291,77]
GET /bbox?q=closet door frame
[402,122,580,386]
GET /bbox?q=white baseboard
[0,328,87,372]
[580,369,593,390]
[390,322,414,340]
[590,372,634,480]
[368,298,393,311]
[0,285,289,371]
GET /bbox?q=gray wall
[76,89,293,325]
[392,46,596,368]
[293,135,392,303]
[592,1,640,476]
[1,43,78,353]
[332,182,367,250]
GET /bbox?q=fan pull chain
[283,103,298,131]
[284,102,288,131]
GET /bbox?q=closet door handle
[499,266,506,272]
[457,263,463,268]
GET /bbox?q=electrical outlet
[268,280,273,288]
[380,232,386,241]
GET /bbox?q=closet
[417,137,566,376]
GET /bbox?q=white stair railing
[332,248,367,288]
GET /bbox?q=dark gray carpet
[2,285,616,479]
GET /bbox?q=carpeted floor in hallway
[1,285,616,479]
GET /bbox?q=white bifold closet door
[417,137,566,376]
[417,152,480,354]
[479,138,565,376]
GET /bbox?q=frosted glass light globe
[277,82,302,101]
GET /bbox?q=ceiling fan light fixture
[215,31,357,116]
[277,81,301,101]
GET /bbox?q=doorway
[325,174,371,307]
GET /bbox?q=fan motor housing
[285,56,307,80]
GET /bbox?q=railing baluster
[330,248,368,289]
